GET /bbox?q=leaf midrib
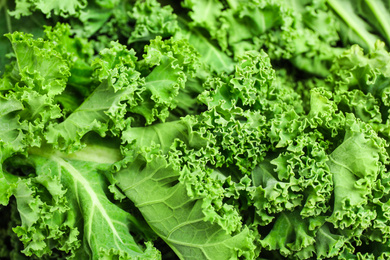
[50,155,124,245]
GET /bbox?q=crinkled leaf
[128,0,179,44]
[326,114,384,230]
[10,151,160,259]
[45,77,139,152]
[175,25,234,74]
[9,0,87,18]
[114,154,256,260]
[129,36,200,124]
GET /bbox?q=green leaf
[183,0,224,31]
[130,36,200,124]
[176,23,234,74]
[45,40,142,151]
[0,97,26,206]
[327,0,380,50]
[326,114,383,230]
[9,0,87,18]
[11,151,160,259]
[260,211,318,257]
[114,154,256,260]
[45,77,139,152]
[4,31,70,96]
[128,0,179,44]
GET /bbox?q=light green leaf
[128,0,178,44]
[176,24,234,74]
[9,0,87,18]
[114,154,256,260]
[12,151,161,259]
[327,0,379,50]
[45,78,138,152]
[0,97,26,206]
[326,114,382,230]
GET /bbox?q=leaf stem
[29,143,122,165]
[327,0,377,49]
[364,0,390,46]
[1,0,13,33]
